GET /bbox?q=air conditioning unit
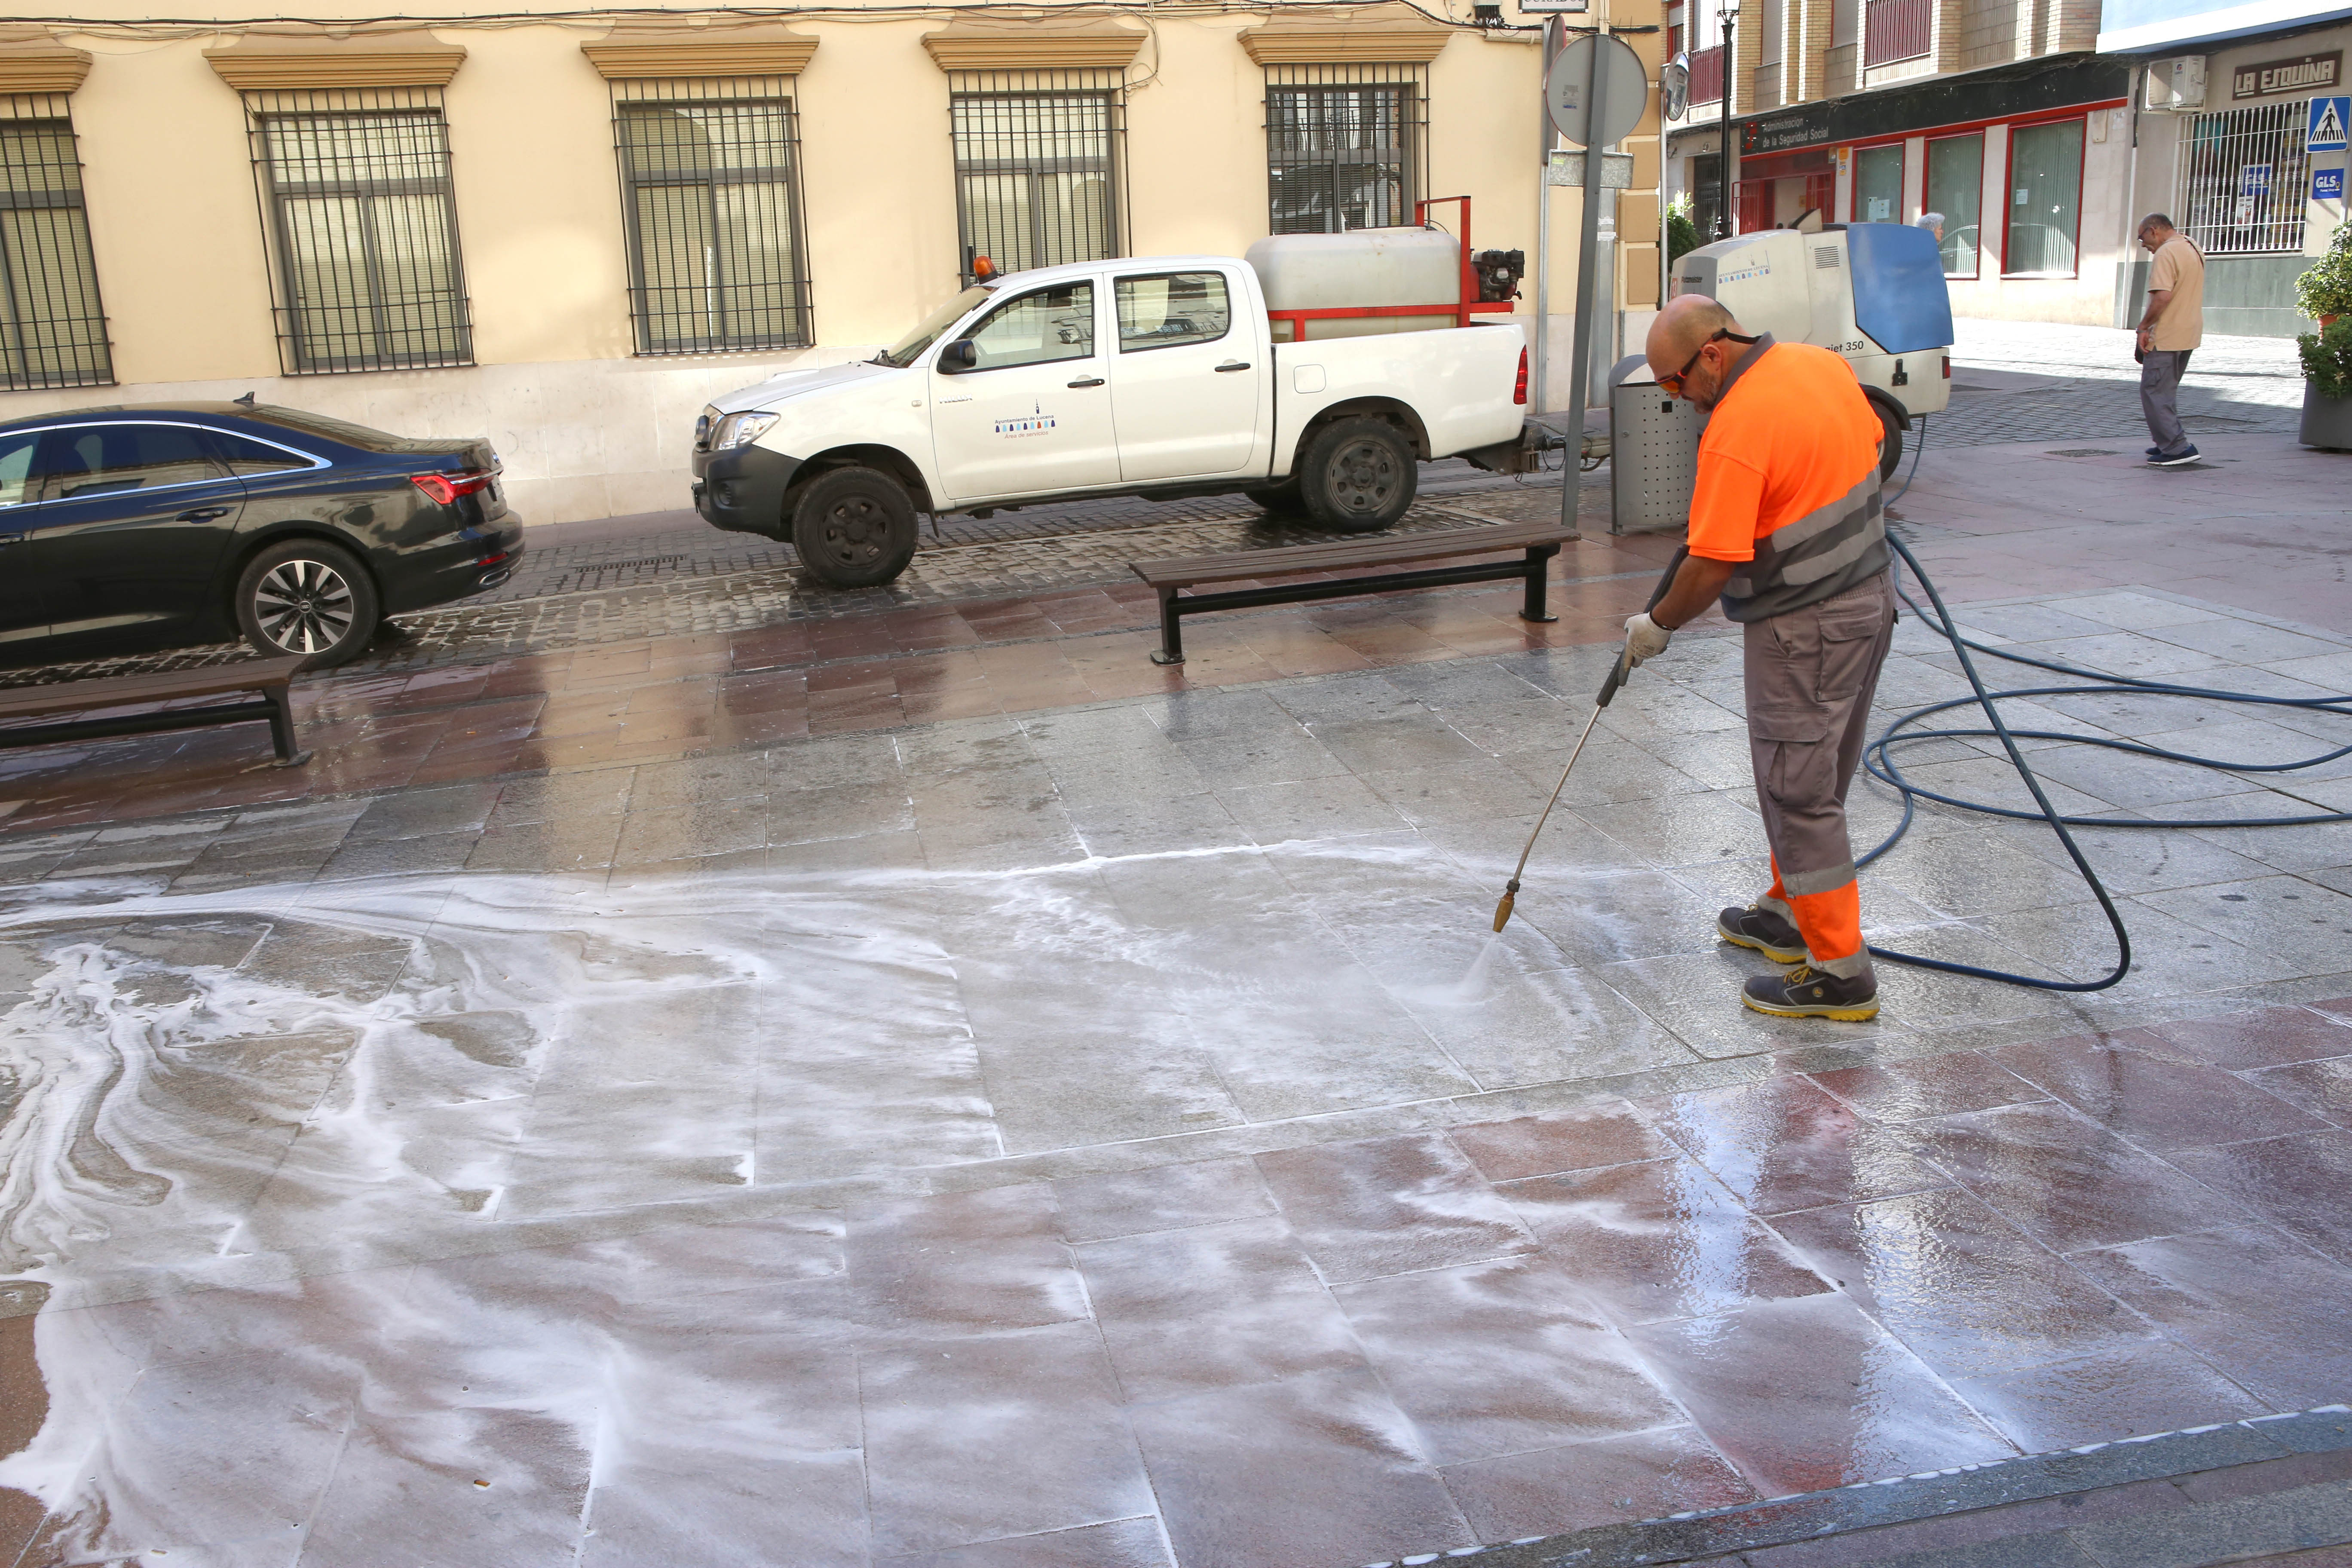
[2143,55,2207,111]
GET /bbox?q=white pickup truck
[690,253,1527,588]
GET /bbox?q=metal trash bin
[1608,352,1704,536]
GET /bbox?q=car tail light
[411,469,497,505]
[1513,347,1528,406]
[1942,356,1951,379]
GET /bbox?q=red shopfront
[1733,146,1834,231]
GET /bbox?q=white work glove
[1623,612,1673,666]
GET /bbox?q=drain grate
[2045,448,2122,456]
[576,553,689,573]
[541,553,694,594]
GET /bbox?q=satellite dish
[1662,54,1690,120]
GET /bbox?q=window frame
[611,76,813,357]
[0,95,113,391]
[1262,63,1429,237]
[32,420,238,504]
[242,87,476,376]
[1849,139,1905,224]
[949,70,1127,285]
[2174,98,2314,256]
[2000,116,2087,279]
[1112,270,1233,354]
[0,419,328,511]
[942,279,1100,374]
[1923,130,1985,279]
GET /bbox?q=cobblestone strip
[0,484,1602,687]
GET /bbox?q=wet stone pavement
[2,568,2350,1564]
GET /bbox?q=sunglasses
[1658,329,1759,395]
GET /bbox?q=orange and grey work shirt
[1684,335,1890,623]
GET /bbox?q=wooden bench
[0,655,312,766]
[1130,521,1573,665]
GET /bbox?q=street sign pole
[1559,32,1607,537]
[1544,28,1646,536]
[1532,17,1559,415]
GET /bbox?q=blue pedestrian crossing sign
[2312,95,2349,152]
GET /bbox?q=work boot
[1718,903,1805,965]
[1742,965,1880,1021]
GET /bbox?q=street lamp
[1716,3,1737,236]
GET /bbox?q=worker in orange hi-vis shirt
[1621,293,1898,1021]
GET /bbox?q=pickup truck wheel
[1875,403,1904,482]
[1299,416,1416,533]
[792,467,917,588]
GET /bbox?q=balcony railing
[1863,0,1931,67]
[1689,43,1724,105]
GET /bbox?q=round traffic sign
[1545,33,1648,149]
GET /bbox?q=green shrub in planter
[2300,316,2352,401]
[1668,195,1704,268]
[2297,223,2352,322]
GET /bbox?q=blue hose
[1861,521,2352,991]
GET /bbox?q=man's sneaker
[1718,903,1805,964]
[1742,965,1880,1021]
[2145,445,2163,457]
[2152,445,2202,467]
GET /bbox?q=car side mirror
[938,340,977,372]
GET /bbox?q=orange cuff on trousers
[1766,858,1864,966]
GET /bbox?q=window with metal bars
[613,77,810,355]
[245,87,472,374]
[2175,101,2311,256]
[1263,64,1427,235]
[950,70,1124,281]
[0,95,111,390]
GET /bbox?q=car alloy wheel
[1328,436,1400,515]
[252,557,358,655]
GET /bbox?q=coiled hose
[1854,419,2352,990]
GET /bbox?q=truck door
[1106,269,1261,482]
[928,279,1119,503]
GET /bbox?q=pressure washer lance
[1493,549,1688,933]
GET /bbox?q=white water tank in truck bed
[1245,227,1461,342]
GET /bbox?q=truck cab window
[960,283,1095,371]
[1115,273,1231,352]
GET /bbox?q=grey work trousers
[1743,569,1899,979]
[2141,349,2193,456]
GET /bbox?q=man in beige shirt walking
[2136,213,2205,466]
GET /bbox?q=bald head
[1646,293,1755,408]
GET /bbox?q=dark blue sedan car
[0,402,524,670]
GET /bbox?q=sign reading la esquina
[2233,50,2339,100]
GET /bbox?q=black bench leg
[1150,587,1185,665]
[1520,545,1560,624]
[265,686,312,767]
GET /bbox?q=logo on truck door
[995,401,1057,438]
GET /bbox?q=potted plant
[2300,316,2352,450]
[2297,227,2352,448]
[2297,221,2352,329]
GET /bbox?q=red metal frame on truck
[1262,195,1516,340]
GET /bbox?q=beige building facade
[0,0,1661,529]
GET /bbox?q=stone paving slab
[0,573,2346,1567]
[1453,1404,2352,1567]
